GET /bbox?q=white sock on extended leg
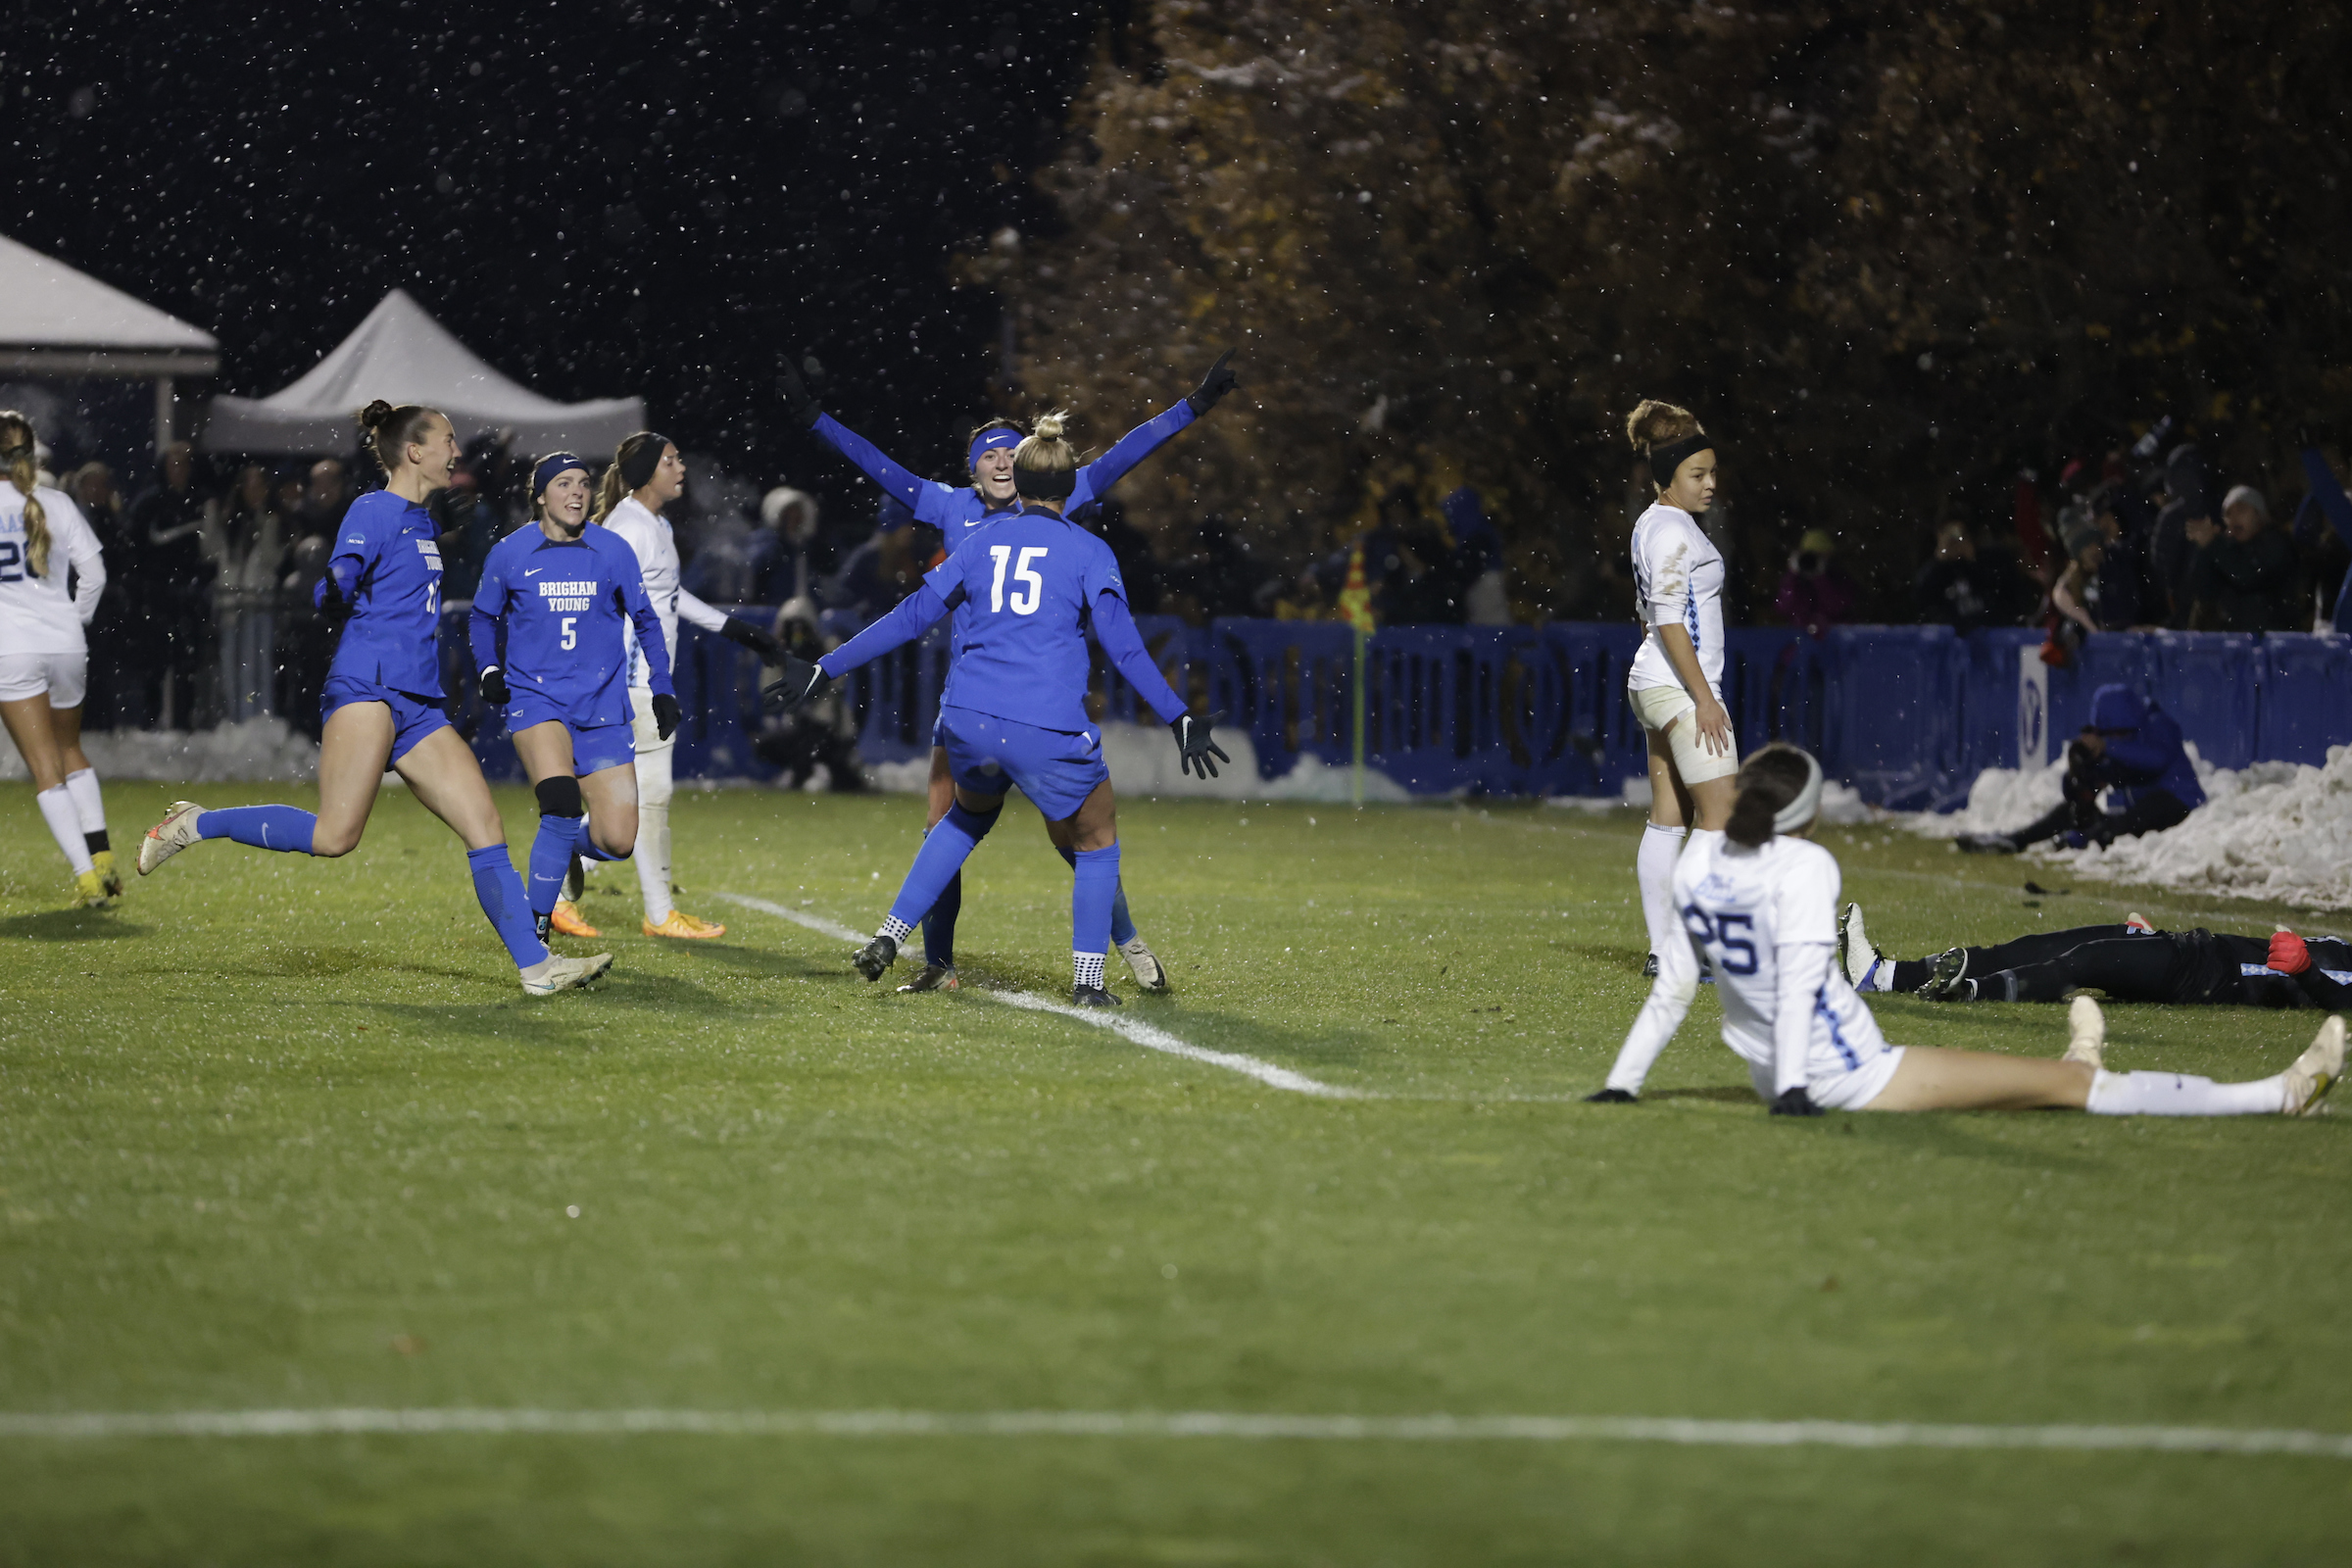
[1638,822,1688,958]
[563,855,585,905]
[635,803,673,924]
[64,767,106,837]
[37,786,94,875]
[2085,1068,2288,1117]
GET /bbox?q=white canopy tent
[202,289,644,457]
[0,231,220,451]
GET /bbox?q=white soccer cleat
[2063,995,2106,1069]
[137,801,206,876]
[2280,1016,2345,1117]
[1119,936,1170,993]
[1838,903,1884,992]
[520,951,614,997]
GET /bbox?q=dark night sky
[5,0,1116,511]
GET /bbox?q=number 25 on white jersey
[988,545,1047,615]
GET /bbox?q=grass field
[2,780,2348,1565]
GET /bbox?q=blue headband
[533,452,588,498]
[968,427,1021,469]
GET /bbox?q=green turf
[2,782,2346,1565]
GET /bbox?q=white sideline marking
[3,1407,2348,1457]
[715,892,1362,1099]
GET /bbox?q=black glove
[721,615,781,662]
[652,692,681,742]
[1769,1086,1824,1117]
[777,358,823,429]
[426,484,478,532]
[478,665,511,708]
[1584,1088,1638,1104]
[1173,710,1231,779]
[1186,349,1238,416]
[762,653,832,713]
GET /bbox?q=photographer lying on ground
[1957,683,2204,855]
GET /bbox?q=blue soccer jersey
[318,490,449,698]
[469,524,672,727]
[820,510,1188,735]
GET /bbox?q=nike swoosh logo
[524,567,545,576]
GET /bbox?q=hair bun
[358,399,396,432]
[1028,410,1068,441]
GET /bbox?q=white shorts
[1747,1047,1907,1111]
[1630,681,1740,784]
[0,651,87,709]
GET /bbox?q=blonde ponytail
[591,462,630,523]
[1012,409,1080,503]
[0,412,48,578]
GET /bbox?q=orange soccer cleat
[550,900,601,938]
[643,908,727,940]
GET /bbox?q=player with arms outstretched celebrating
[777,350,1238,993]
[472,453,675,943]
[1592,743,2340,1117]
[768,412,1228,1006]
[138,402,609,996]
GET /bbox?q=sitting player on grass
[1838,906,2352,1009]
[1591,743,2340,1116]
[764,412,1227,1007]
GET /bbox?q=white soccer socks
[1637,822,1687,960]
[634,803,673,924]
[2084,1069,2287,1117]
[65,767,108,855]
[35,785,93,875]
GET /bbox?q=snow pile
[0,717,319,783]
[1896,745,2352,909]
[860,720,1414,803]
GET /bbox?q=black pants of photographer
[1994,788,2189,853]
[1969,928,2280,1006]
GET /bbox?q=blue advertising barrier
[438,610,2351,809]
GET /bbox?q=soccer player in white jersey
[580,432,780,940]
[1592,743,2342,1117]
[0,411,117,906]
[1623,398,1734,979]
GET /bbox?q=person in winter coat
[2185,484,2301,632]
[1959,683,2205,854]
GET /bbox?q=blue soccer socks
[467,846,551,969]
[1071,842,1121,985]
[889,803,999,934]
[197,805,318,855]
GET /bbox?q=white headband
[1771,751,1825,835]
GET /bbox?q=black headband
[1647,432,1715,484]
[1014,463,1076,503]
[619,433,670,491]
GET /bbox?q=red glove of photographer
[2268,929,2312,976]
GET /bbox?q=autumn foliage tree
[973,0,2352,616]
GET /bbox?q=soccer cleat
[854,933,898,981]
[551,900,601,938]
[520,951,613,996]
[642,909,725,940]
[1073,984,1123,1008]
[897,963,960,993]
[2125,911,2154,934]
[1956,832,2019,856]
[138,800,206,875]
[91,849,123,898]
[1642,953,1659,979]
[2063,995,2106,1069]
[1119,937,1169,993]
[2280,1015,2345,1117]
[1917,946,1973,1002]
[72,868,115,908]
[1838,903,1886,992]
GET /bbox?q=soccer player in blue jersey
[470,453,678,944]
[776,350,1238,993]
[136,402,611,996]
[767,413,1229,1006]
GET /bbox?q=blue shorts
[506,697,636,777]
[321,675,451,764]
[937,704,1108,821]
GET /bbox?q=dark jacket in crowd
[2189,527,2299,632]
[2084,684,2204,812]
[1913,549,2029,633]
[2148,443,2210,625]
[128,475,212,613]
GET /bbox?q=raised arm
[808,413,929,513]
[2302,449,2352,552]
[1090,589,1188,725]
[1070,402,1198,511]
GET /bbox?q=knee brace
[535,775,585,818]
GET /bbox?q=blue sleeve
[318,501,374,609]
[614,545,673,697]
[468,547,507,670]
[1093,587,1188,726]
[1070,401,1197,512]
[2097,734,2171,784]
[2303,449,2352,551]
[818,578,953,678]
[809,413,928,511]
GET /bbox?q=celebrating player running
[766,412,1228,1005]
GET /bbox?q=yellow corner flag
[1337,545,1375,635]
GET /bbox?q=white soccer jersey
[597,496,727,684]
[0,484,104,657]
[1626,501,1725,696]
[1671,831,1888,1086]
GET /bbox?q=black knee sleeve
[535,776,585,818]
